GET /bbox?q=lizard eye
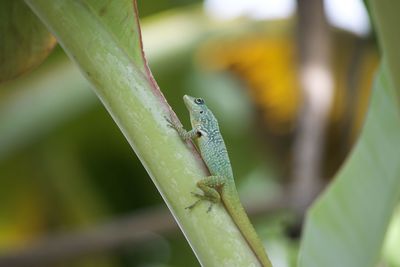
[194,98,204,104]
[199,110,204,114]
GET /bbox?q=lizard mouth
[183,95,196,109]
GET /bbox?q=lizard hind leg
[186,175,226,212]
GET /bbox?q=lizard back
[196,109,234,181]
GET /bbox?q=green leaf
[24,0,269,265]
[382,205,400,266]
[0,1,56,83]
[298,1,400,266]
[298,65,400,267]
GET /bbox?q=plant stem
[24,0,267,265]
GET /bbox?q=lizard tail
[222,187,272,267]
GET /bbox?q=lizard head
[183,95,208,127]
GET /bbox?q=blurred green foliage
[0,1,56,83]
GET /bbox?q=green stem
[370,0,400,99]
[24,0,268,265]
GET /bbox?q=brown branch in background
[289,0,333,218]
[0,206,175,267]
[0,196,286,267]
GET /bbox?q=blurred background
[0,0,385,266]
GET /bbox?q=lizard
[166,95,272,267]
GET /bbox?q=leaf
[24,1,268,266]
[298,1,400,266]
[298,65,400,267]
[0,1,56,83]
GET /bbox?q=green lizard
[167,95,272,267]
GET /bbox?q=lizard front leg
[186,175,226,212]
[165,116,199,140]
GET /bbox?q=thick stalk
[24,1,267,266]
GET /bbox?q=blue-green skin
[168,95,272,267]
